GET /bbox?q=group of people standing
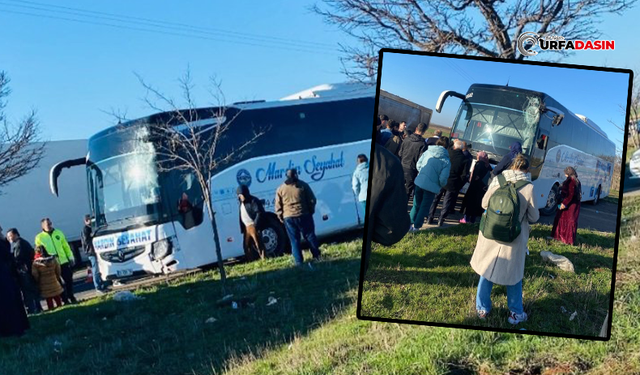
[372,115,585,325]
[0,216,104,338]
[376,113,499,230]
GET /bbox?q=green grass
[2,216,640,374]
[360,224,614,337]
[0,241,363,375]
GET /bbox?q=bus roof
[90,82,375,141]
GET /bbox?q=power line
[0,3,341,55]
[3,0,338,50]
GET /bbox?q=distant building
[378,90,433,131]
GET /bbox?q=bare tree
[134,70,266,293]
[0,71,45,192]
[312,0,636,81]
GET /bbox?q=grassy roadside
[360,223,613,337]
[0,241,363,375]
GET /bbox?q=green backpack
[479,174,530,242]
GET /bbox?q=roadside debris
[113,291,144,302]
[231,302,239,309]
[266,296,278,306]
[53,340,62,353]
[205,317,217,324]
[569,311,578,321]
[540,251,575,272]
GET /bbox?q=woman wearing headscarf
[460,151,493,224]
[551,166,582,245]
[491,141,522,178]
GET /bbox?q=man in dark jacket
[398,122,428,199]
[383,120,403,157]
[7,228,42,314]
[81,215,105,293]
[363,144,411,275]
[275,169,321,267]
[428,140,471,226]
[237,185,267,260]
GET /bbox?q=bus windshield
[88,126,165,231]
[450,88,542,157]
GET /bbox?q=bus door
[529,128,549,180]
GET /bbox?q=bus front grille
[100,246,146,263]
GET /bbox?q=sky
[380,53,632,153]
[0,0,638,148]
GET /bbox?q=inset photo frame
[359,49,633,340]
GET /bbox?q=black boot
[427,216,435,225]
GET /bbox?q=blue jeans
[409,187,435,227]
[88,255,104,291]
[284,215,321,265]
[359,200,367,220]
[476,276,523,314]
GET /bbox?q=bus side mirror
[435,90,466,113]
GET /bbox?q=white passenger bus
[50,83,374,280]
[436,84,616,215]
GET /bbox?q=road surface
[413,193,619,233]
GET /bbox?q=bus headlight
[151,237,173,260]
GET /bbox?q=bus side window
[536,133,548,150]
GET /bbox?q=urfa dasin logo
[517,32,615,57]
[236,168,252,187]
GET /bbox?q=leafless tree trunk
[312,0,636,81]
[135,70,266,294]
[0,71,45,192]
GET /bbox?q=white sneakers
[508,311,528,325]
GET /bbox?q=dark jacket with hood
[237,185,266,233]
[491,141,522,177]
[398,133,427,173]
[445,148,472,192]
[364,144,411,274]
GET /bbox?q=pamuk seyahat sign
[255,152,345,183]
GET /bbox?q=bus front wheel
[541,184,560,216]
[260,215,287,257]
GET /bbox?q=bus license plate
[117,269,133,277]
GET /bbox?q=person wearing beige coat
[470,155,539,325]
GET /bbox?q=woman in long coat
[460,151,493,224]
[470,155,539,325]
[551,167,581,245]
[0,240,30,337]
